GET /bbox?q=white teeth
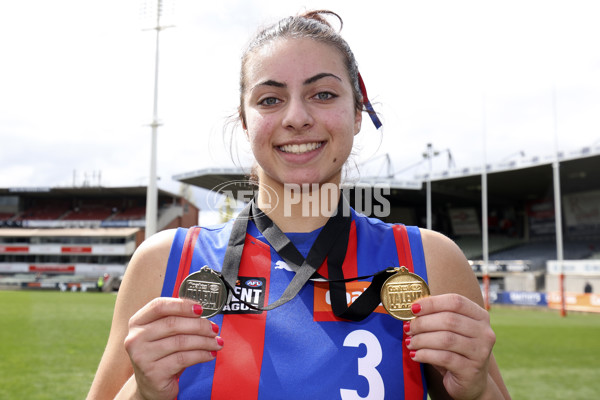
[279,142,322,154]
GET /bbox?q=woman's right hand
[124,297,224,400]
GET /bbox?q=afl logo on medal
[381,266,430,321]
[179,266,228,318]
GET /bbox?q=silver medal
[178,266,228,318]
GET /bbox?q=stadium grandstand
[174,146,600,312]
[0,186,198,291]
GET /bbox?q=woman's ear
[239,106,247,130]
[354,108,362,136]
[239,108,249,138]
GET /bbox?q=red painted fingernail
[411,303,421,314]
[210,351,217,358]
[211,323,220,334]
[192,304,203,315]
[405,337,411,347]
[409,350,416,359]
[403,321,410,334]
[216,336,224,346]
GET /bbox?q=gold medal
[179,266,228,318]
[381,266,430,321]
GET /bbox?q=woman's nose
[282,98,314,131]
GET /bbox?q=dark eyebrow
[252,73,342,91]
[304,72,342,85]
[254,79,286,89]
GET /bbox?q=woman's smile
[277,141,324,155]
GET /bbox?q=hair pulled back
[238,10,362,126]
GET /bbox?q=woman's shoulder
[419,228,483,304]
[135,228,179,261]
[132,228,177,266]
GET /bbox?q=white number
[340,330,384,400]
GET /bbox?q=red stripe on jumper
[211,234,271,400]
[172,227,201,298]
[392,224,425,400]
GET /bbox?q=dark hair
[238,10,362,127]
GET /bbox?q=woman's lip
[275,141,326,163]
[276,141,325,155]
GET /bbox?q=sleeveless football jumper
[161,208,429,400]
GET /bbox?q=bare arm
[86,229,175,399]
[410,229,511,400]
[87,229,224,400]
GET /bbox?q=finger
[130,334,224,367]
[409,347,477,375]
[131,297,203,326]
[153,334,224,361]
[412,294,488,321]
[133,348,218,391]
[139,314,219,342]
[125,335,224,373]
[406,330,484,360]
[156,349,222,377]
[406,311,485,338]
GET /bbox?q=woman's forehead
[244,38,348,86]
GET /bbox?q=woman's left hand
[404,293,496,400]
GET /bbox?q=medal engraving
[179,266,228,318]
[381,266,430,321]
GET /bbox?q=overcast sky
[1,0,599,204]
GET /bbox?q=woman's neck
[256,176,342,233]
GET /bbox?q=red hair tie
[358,73,382,129]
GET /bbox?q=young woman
[88,10,511,400]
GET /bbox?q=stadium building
[175,147,600,312]
[0,186,198,291]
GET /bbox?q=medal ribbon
[220,197,395,321]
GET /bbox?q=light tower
[142,0,173,239]
[423,143,438,231]
[421,144,453,230]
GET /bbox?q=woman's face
[242,38,362,189]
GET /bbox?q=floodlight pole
[481,93,490,310]
[426,144,433,230]
[144,0,171,239]
[423,143,439,230]
[552,86,566,317]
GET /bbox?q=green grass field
[1,290,599,399]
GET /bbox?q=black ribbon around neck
[220,197,395,321]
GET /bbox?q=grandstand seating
[455,235,600,270]
[13,200,147,223]
[0,212,14,221]
[17,205,69,220]
[62,205,114,221]
[112,206,146,220]
[15,199,71,221]
[489,240,600,269]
